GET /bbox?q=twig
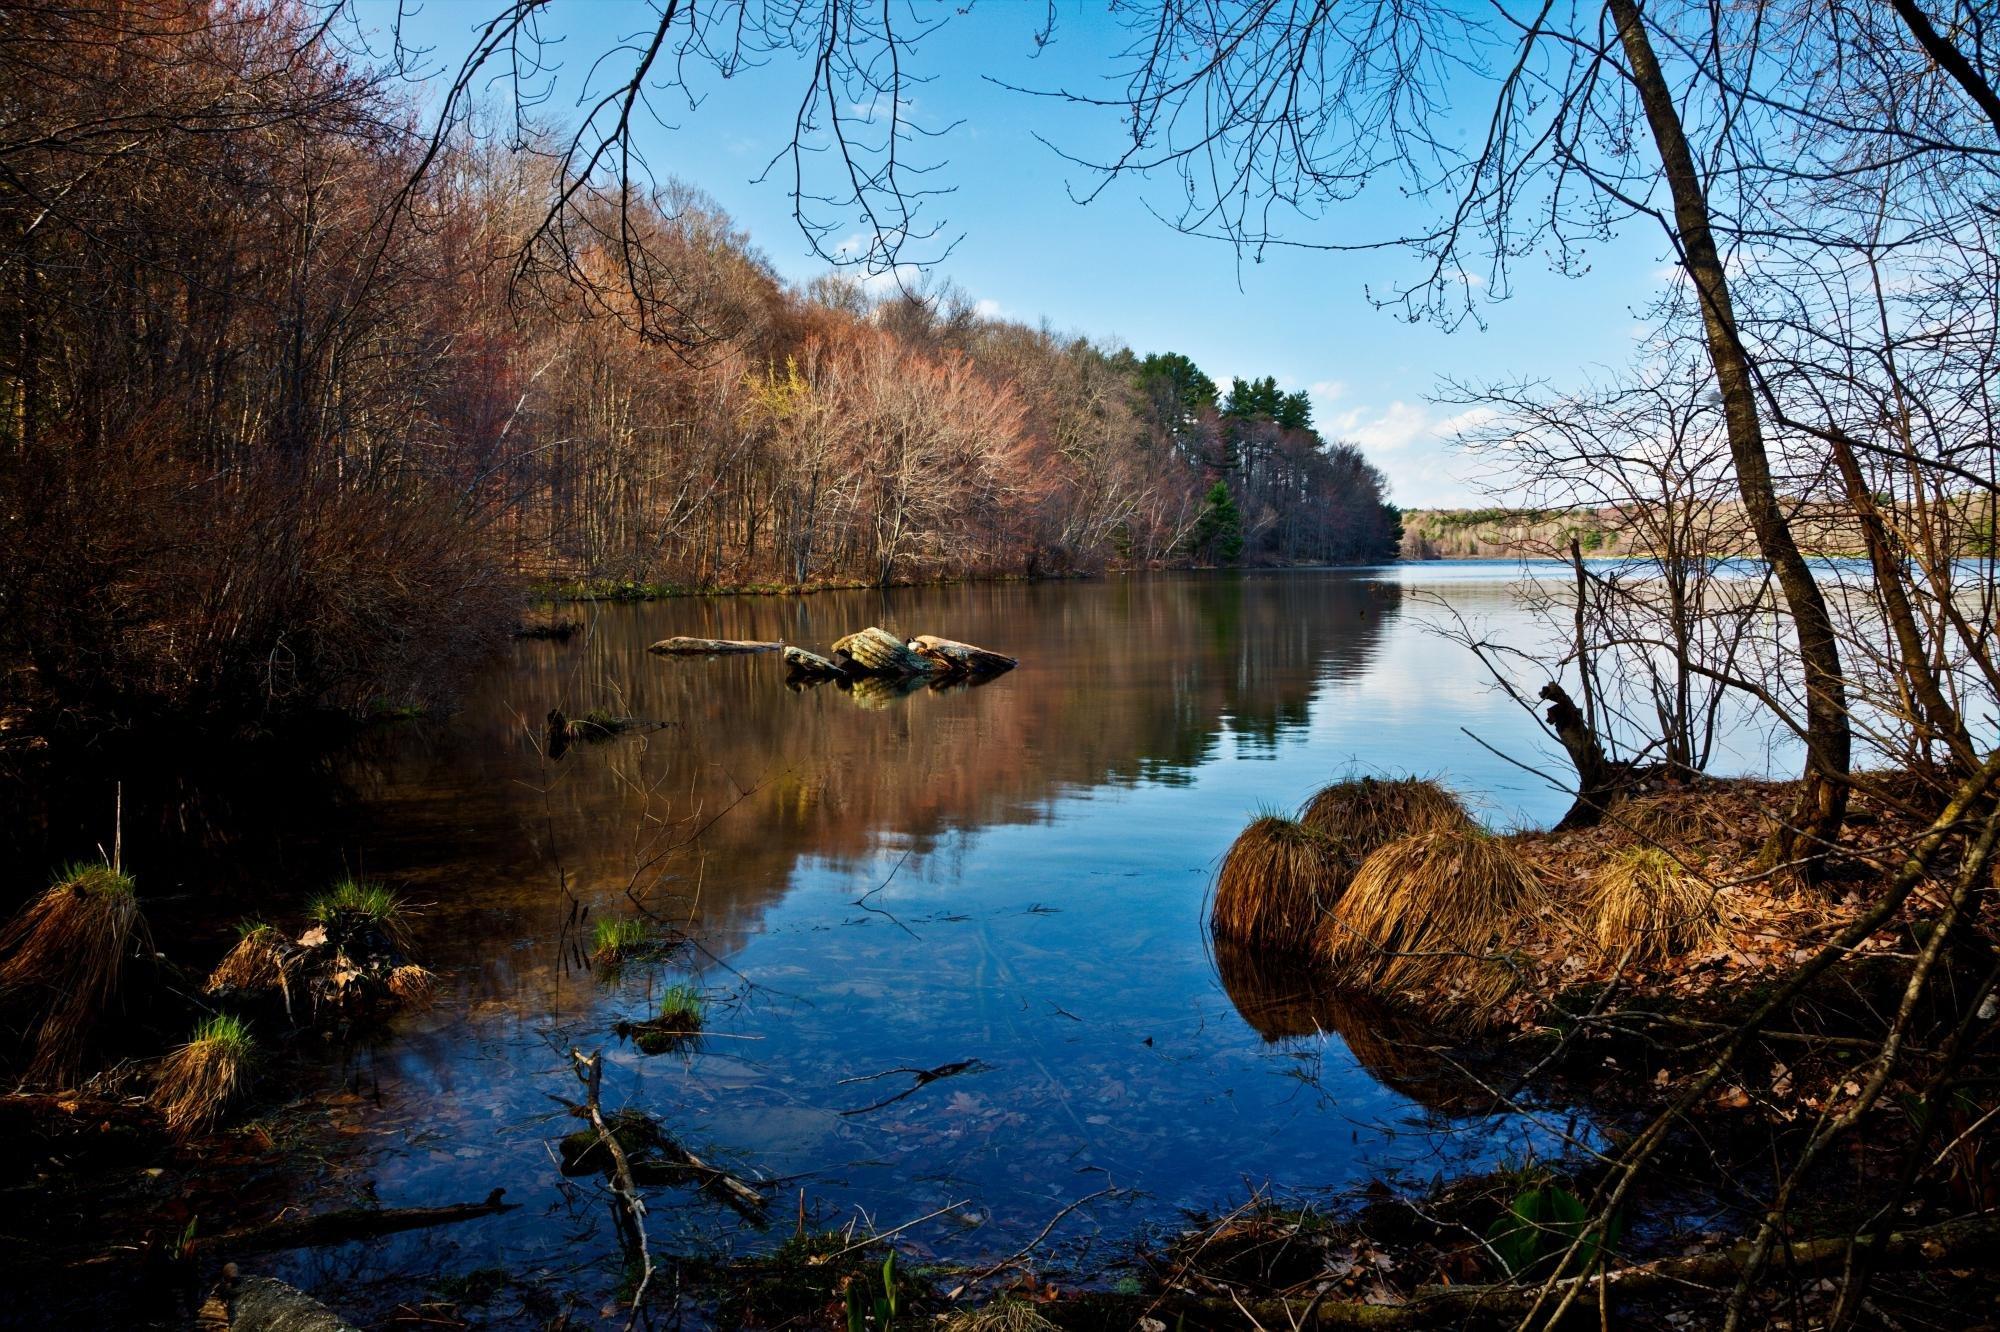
[838,1059,987,1116]
[958,1185,1123,1290]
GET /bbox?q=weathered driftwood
[831,626,934,676]
[648,636,782,655]
[782,645,846,680]
[910,634,1017,676]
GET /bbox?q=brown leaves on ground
[1467,777,1936,1035]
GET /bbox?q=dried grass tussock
[1318,828,1542,1016]
[153,1014,254,1138]
[1612,791,1754,856]
[0,862,145,1084]
[1211,814,1352,953]
[206,921,292,997]
[1586,846,1722,964]
[1299,776,1472,854]
[386,964,437,1007]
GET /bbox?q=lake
[11,564,1794,1318]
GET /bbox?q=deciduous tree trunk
[1610,0,1850,876]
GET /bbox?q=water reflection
[337,573,1411,967]
[1211,941,1491,1114]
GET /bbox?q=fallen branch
[952,1185,1123,1294]
[838,1059,987,1116]
[194,1191,517,1258]
[571,1048,653,1332]
[556,1097,770,1221]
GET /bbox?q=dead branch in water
[554,1093,771,1222]
[194,1191,517,1258]
[838,1059,988,1116]
[570,1048,654,1332]
[952,1184,1125,1294]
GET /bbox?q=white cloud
[973,297,1005,320]
[1326,399,1432,452]
[1319,400,1500,507]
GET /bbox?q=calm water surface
[121,566,1785,1310]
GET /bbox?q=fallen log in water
[830,626,1017,680]
[648,637,783,655]
[194,1191,517,1258]
[910,634,1017,676]
[831,626,933,676]
[783,645,847,681]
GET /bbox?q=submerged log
[196,1191,517,1258]
[831,626,934,677]
[909,634,1017,677]
[648,637,782,655]
[782,645,846,681]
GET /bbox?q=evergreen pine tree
[1188,481,1245,565]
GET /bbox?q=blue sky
[366,2,1675,506]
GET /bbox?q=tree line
[0,1,1395,730]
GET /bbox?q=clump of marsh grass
[1318,828,1542,1014]
[153,1014,254,1138]
[307,877,411,950]
[619,982,706,1054]
[592,916,649,963]
[290,876,433,1021]
[1299,776,1472,854]
[1586,847,1720,965]
[655,983,704,1032]
[1211,814,1352,953]
[0,861,145,1084]
[205,921,293,999]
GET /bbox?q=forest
[0,0,1395,733]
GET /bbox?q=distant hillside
[1398,507,1644,560]
[1400,500,1994,561]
